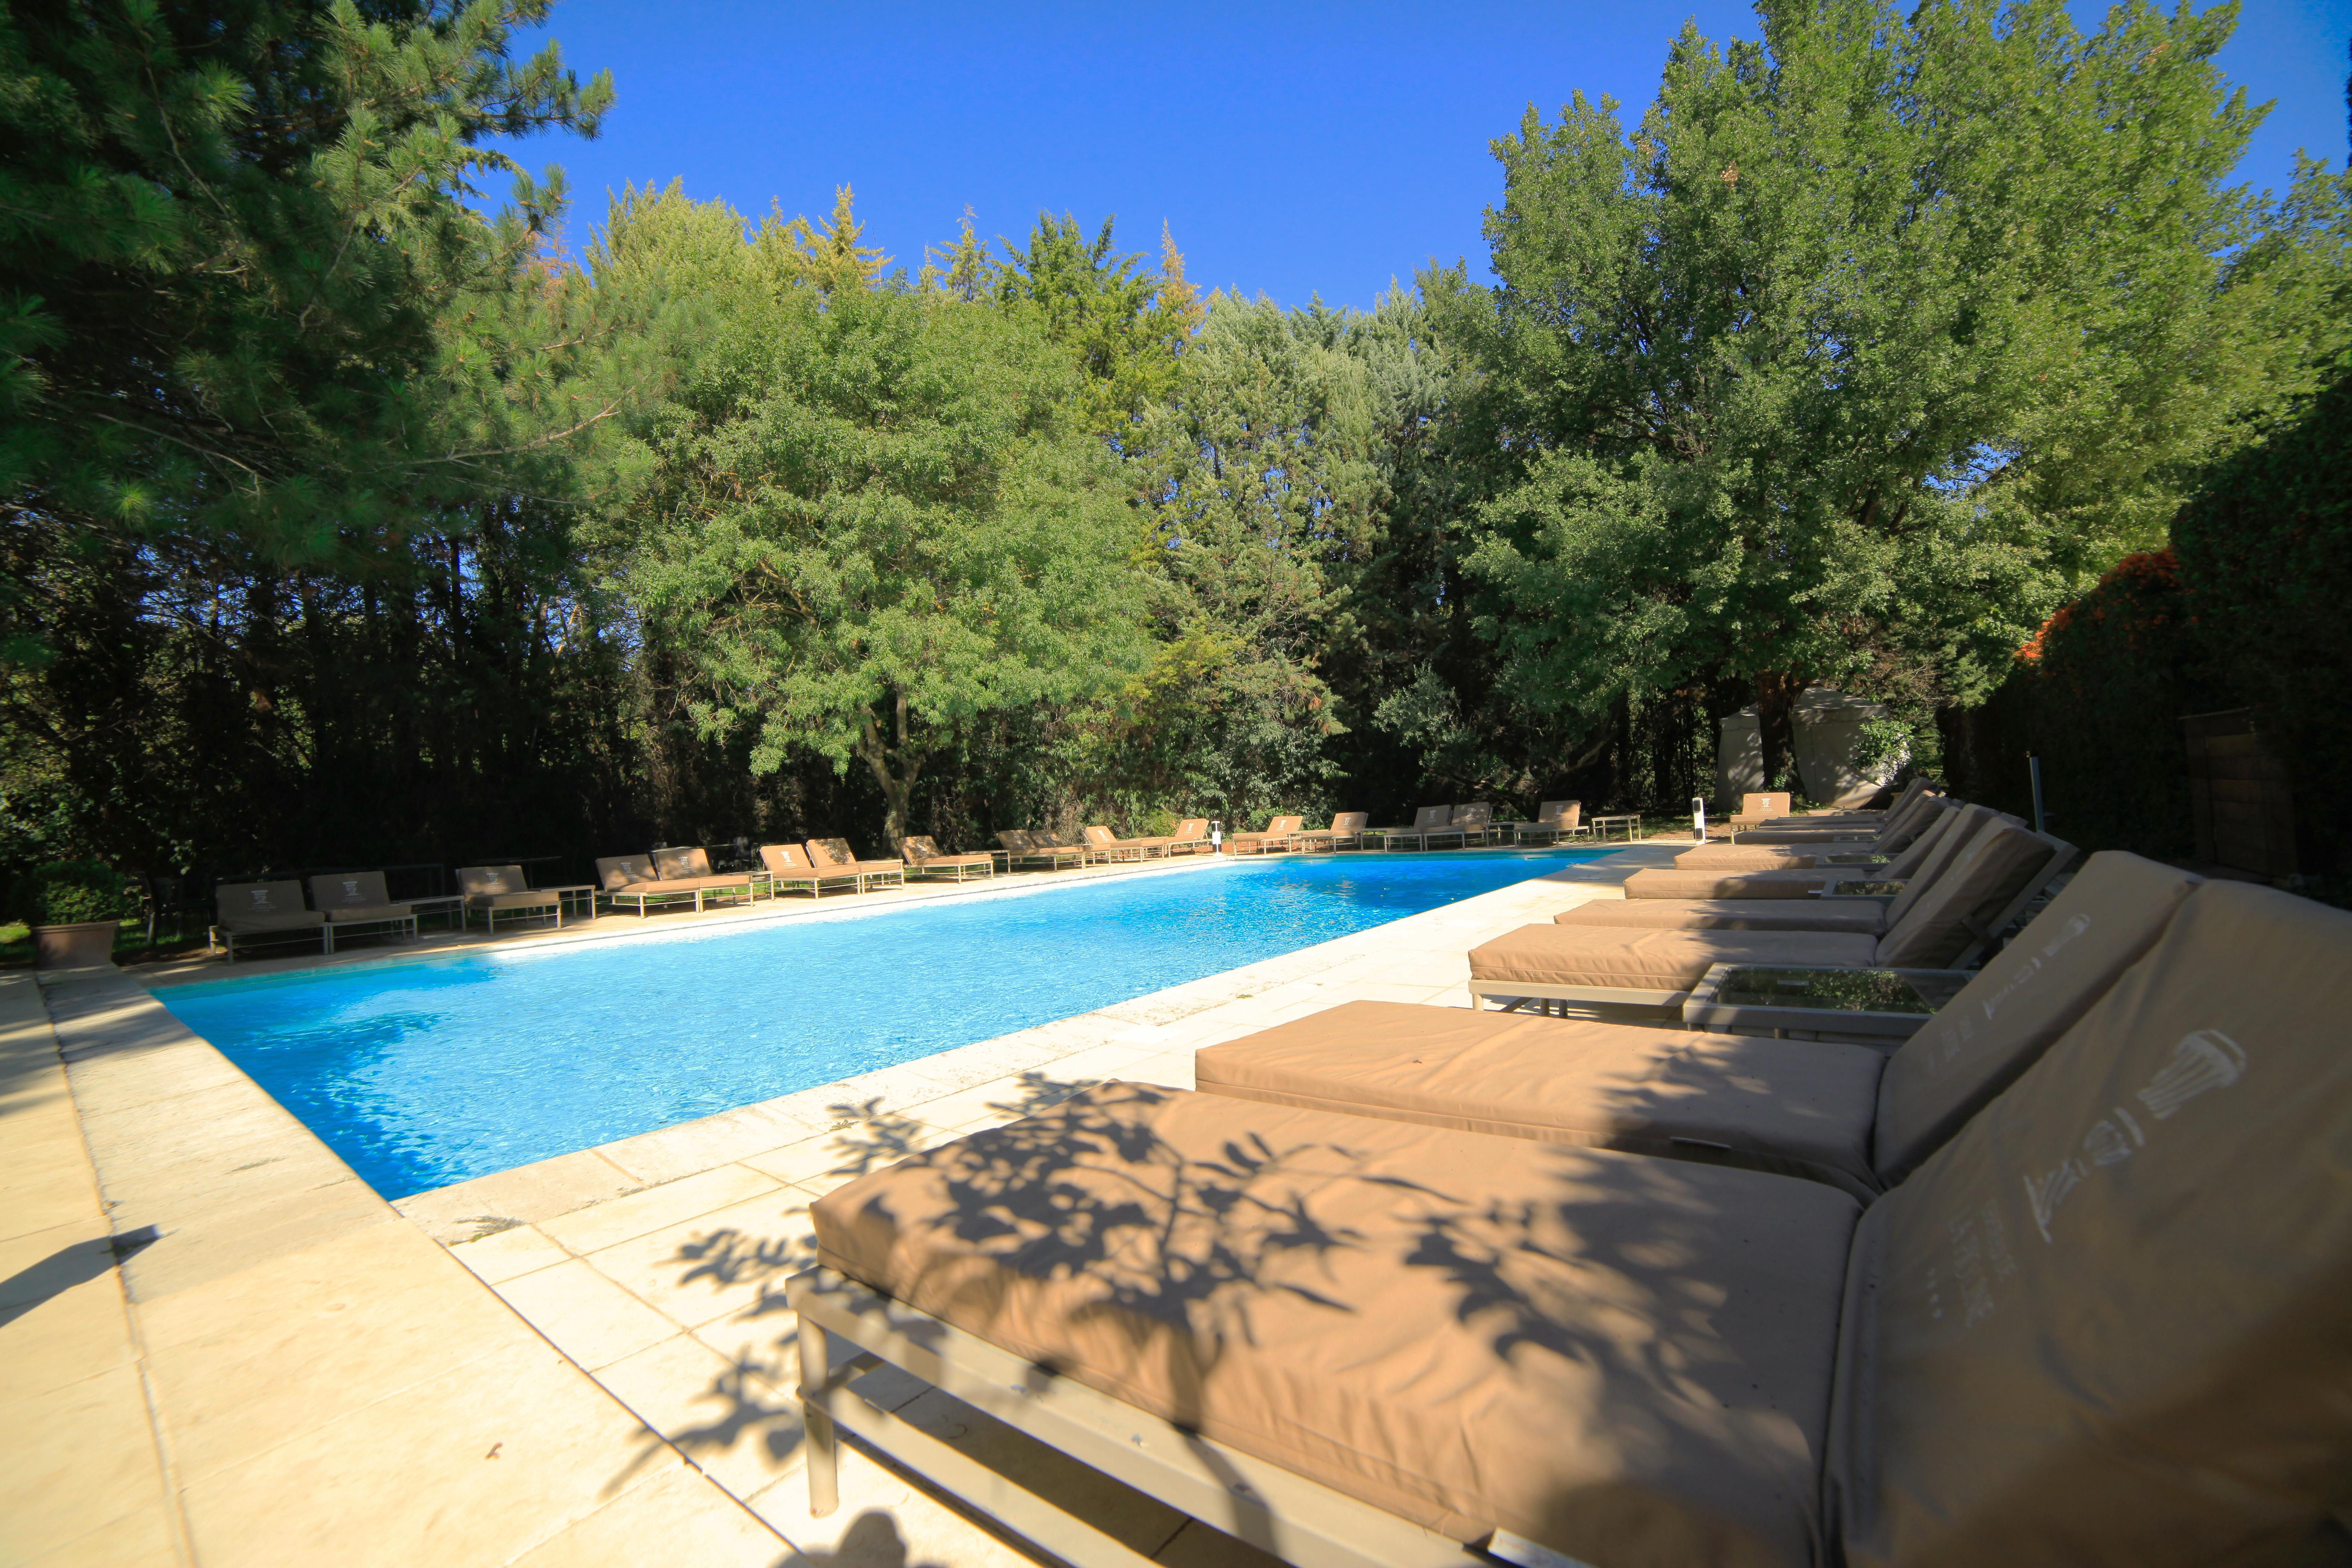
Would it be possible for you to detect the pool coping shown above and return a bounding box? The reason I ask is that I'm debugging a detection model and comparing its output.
[8,841,1684,1565]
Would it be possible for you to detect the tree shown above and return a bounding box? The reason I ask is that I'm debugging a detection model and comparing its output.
[754,183,892,294]
[611,255,1149,845]
[993,213,1202,430]
[1461,0,2349,786]
[0,0,616,575]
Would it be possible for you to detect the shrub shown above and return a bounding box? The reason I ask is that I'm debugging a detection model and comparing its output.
[10,861,134,927]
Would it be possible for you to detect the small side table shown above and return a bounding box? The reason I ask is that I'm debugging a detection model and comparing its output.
[403,895,465,932]
[1591,813,1643,842]
[1682,962,1972,1046]
[536,883,599,918]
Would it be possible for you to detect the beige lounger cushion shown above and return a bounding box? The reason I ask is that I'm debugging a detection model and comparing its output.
[1554,897,1888,936]
[1195,1000,1885,1197]
[1831,880,2352,1564]
[458,864,527,897]
[1623,867,1844,899]
[652,846,718,879]
[814,1082,1859,1565]
[214,882,323,931]
[1470,924,1877,993]
[1871,851,2201,1180]
[596,854,657,890]
[307,872,410,919]
[471,891,556,910]
[1870,821,2058,968]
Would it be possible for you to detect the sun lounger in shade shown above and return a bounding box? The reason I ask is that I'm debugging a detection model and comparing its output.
[790,876,2352,1568]
[209,879,327,960]
[1468,818,2067,1011]
[595,854,714,916]
[305,871,419,946]
[453,864,560,934]
[1513,799,1588,844]
[1225,815,1305,855]
[805,839,905,891]
[1368,804,1460,851]
[1725,785,1946,846]
[651,846,758,908]
[1449,802,1502,844]
[760,842,858,897]
[895,836,996,882]
[1198,852,2200,1199]
[994,830,1086,870]
[1630,797,1968,899]
[1688,785,1946,862]
[1288,811,1368,852]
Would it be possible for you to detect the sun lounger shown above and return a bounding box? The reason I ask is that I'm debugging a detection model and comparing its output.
[453,864,561,934]
[1369,804,1460,851]
[895,836,995,882]
[305,871,419,947]
[1569,809,2036,939]
[793,875,2351,1568]
[1513,799,1588,844]
[1080,825,1162,862]
[1700,784,1946,857]
[1225,815,1305,855]
[209,879,327,959]
[995,830,1087,871]
[1450,802,1501,844]
[805,838,906,890]
[1632,797,1969,898]
[1163,818,1216,856]
[761,842,859,897]
[1288,811,1368,852]
[595,854,714,916]
[1727,787,1945,845]
[1199,852,2200,1199]
[1469,817,2068,1011]
[651,846,759,908]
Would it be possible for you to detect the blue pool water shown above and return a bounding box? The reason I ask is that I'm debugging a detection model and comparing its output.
[159,848,1603,1199]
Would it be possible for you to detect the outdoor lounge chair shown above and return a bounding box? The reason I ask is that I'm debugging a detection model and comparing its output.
[1163,818,1216,856]
[1080,825,1162,862]
[1225,815,1305,855]
[1368,804,1460,851]
[1514,799,1588,844]
[1467,817,2069,1012]
[305,870,419,946]
[1631,796,1967,897]
[995,830,1088,871]
[651,846,759,908]
[806,838,906,891]
[1691,783,1946,861]
[594,854,713,916]
[761,842,860,897]
[1287,811,1369,852]
[1450,802,1500,844]
[895,836,996,882]
[209,880,326,959]
[454,864,564,933]
[1197,852,2200,1200]
[790,877,2352,1568]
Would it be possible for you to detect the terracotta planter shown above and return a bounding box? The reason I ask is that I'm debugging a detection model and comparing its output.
[33,920,119,969]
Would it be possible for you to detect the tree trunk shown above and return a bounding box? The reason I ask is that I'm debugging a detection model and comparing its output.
[1754,672,1810,797]
[856,692,928,848]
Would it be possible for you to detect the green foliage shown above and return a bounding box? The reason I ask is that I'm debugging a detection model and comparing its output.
[0,0,618,579]
[604,206,1151,841]
[1461,0,2346,783]
[10,860,131,926]
[991,214,1203,429]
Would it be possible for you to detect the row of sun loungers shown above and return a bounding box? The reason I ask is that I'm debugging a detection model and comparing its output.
[208,866,584,958]
[788,828,2350,1568]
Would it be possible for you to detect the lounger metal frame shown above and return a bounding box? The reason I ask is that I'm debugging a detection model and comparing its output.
[789,1266,1565,1568]
[1469,833,2076,1018]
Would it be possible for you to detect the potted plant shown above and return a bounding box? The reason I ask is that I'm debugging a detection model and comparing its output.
[12,861,132,969]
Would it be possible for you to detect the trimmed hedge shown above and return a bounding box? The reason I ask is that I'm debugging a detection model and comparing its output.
[1951,361,2351,873]
[9,861,133,927]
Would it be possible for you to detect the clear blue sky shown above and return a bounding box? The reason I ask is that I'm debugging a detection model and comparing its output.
[513,1,2352,310]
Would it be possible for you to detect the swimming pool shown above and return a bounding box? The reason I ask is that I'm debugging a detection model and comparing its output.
[159,848,1605,1199]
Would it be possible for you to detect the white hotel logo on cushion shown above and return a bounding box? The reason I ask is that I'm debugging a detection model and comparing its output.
[248,889,269,908]
[2022,1029,2246,1244]
[2136,1029,2246,1119]
[1924,912,2097,1075]
[341,879,361,899]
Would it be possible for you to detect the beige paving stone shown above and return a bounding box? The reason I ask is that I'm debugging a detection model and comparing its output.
[178,1348,676,1568]
[0,1254,140,1403]
[447,1220,570,1284]
[0,1362,173,1566]
[495,1258,683,1370]
[585,1187,817,1331]
[393,1145,641,1243]
[901,1071,1092,1133]
[593,1331,812,1501]
[736,1128,866,1187]
[596,1097,842,1188]
[538,1163,784,1254]
[1117,1052,1197,1091]
[746,1441,1046,1568]
[106,1173,397,1301]
[506,1463,788,1567]
[16,1501,183,1568]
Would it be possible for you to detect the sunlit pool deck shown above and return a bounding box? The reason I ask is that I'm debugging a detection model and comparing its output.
[5,840,1682,1567]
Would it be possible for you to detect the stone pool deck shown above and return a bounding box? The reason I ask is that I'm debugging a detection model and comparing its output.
[3,842,1679,1567]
